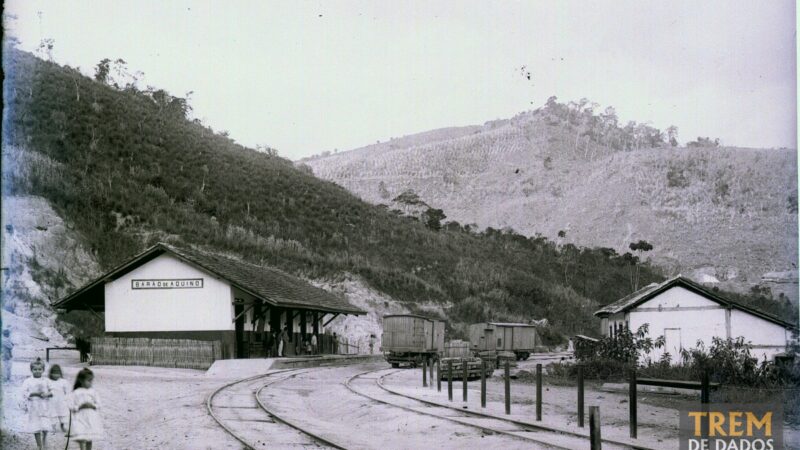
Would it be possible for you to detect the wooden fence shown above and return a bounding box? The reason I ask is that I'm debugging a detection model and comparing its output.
[91,337,222,370]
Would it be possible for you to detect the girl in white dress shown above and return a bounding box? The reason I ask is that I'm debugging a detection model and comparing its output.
[48,364,70,432]
[21,357,52,450]
[69,368,103,450]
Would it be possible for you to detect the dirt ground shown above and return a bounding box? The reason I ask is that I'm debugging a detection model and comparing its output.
[3,356,798,449]
[1,358,241,450]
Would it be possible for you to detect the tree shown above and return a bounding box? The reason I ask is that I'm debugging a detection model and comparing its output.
[94,58,111,83]
[423,208,446,231]
[628,240,653,290]
[666,125,679,147]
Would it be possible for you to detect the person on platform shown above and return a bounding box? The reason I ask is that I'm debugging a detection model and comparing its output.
[310,333,318,355]
[369,334,376,354]
[48,364,70,433]
[264,330,274,357]
[279,327,289,357]
[2,328,13,382]
[69,368,104,450]
[21,358,52,450]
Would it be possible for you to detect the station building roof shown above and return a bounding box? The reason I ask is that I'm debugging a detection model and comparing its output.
[594,276,795,329]
[52,243,365,315]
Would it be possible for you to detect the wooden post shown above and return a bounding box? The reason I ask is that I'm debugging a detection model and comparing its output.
[504,360,511,415]
[578,365,585,428]
[701,370,710,404]
[480,359,487,408]
[536,363,542,421]
[629,368,637,439]
[437,359,442,392]
[423,357,428,387]
[312,311,319,336]
[462,358,468,402]
[300,310,307,340]
[284,308,293,343]
[448,359,453,401]
[589,406,602,450]
[429,356,434,387]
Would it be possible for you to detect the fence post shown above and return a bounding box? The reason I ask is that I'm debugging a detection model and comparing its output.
[578,365,584,428]
[536,363,542,421]
[480,359,487,408]
[429,356,434,387]
[629,368,637,439]
[437,359,441,392]
[701,370,710,440]
[504,360,511,415]
[589,406,602,450]
[462,359,468,402]
[448,359,453,401]
[423,357,428,387]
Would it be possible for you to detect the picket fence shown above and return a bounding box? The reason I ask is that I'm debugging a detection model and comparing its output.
[90,337,222,370]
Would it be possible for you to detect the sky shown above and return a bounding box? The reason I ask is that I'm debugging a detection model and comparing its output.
[4,0,797,160]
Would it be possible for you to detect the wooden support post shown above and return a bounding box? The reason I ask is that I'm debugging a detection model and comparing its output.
[629,368,637,439]
[300,310,307,340]
[322,313,339,327]
[536,363,542,421]
[448,360,453,401]
[578,365,585,428]
[462,359,468,402]
[480,359,487,408]
[429,357,434,387]
[312,312,319,336]
[422,358,428,387]
[504,360,511,415]
[437,359,441,392]
[590,406,602,450]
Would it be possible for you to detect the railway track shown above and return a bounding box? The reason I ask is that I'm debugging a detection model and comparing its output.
[206,368,346,449]
[348,368,653,450]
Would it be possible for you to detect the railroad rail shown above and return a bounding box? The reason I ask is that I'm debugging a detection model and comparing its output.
[350,368,654,450]
[206,368,346,449]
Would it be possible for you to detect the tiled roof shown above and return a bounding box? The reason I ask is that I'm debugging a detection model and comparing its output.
[53,243,364,315]
[594,276,795,329]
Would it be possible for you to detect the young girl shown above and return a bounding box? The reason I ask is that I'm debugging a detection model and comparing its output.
[48,364,70,432]
[69,368,103,450]
[21,357,53,450]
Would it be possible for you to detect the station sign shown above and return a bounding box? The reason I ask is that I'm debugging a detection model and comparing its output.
[131,278,204,289]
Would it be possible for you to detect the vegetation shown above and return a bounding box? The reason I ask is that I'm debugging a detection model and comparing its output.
[0,47,671,339]
[2,47,793,342]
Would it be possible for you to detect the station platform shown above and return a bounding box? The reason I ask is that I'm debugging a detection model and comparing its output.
[205,354,383,378]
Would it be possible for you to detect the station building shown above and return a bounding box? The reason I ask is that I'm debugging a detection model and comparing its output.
[595,276,797,363]
[53,243,364,360]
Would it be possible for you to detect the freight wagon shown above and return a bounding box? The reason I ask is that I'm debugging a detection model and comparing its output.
[381,314,445,367]
[468,322,539,361]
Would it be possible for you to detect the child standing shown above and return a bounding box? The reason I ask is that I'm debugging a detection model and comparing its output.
[48,365,70,432]
[21,357,52,450]
[69,368,103,450]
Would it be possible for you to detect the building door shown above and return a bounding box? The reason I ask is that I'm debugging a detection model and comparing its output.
[235,304,245,358]
[664,328,682,360]
[484,329,495,351]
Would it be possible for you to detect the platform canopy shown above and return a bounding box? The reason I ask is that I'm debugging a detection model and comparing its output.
[52,242,365,315]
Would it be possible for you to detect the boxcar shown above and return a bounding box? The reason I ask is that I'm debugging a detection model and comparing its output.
[381,314,445,367]
[468,322,539,360]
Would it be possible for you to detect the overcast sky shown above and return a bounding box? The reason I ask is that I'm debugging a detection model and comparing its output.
[5,1,797,159]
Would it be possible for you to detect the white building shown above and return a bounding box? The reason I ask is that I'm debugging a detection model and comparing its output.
[595,276,796,363]
[54,243,364,359]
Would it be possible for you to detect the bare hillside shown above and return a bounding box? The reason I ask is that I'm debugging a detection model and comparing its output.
[303,109,798,294]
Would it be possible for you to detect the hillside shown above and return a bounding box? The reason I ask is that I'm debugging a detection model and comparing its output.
[0,47,683,342]
[303,104,799,301]
[2,47,795,346]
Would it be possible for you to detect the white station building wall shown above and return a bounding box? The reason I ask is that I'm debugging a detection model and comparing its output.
[610,286,790,363]
[105,253,234,332]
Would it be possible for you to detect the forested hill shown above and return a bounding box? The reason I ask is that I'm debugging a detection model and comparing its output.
[2,48,792,340]
[303,99,799,300]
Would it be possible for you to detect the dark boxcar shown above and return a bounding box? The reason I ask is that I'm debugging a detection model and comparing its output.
[381,314,445,367]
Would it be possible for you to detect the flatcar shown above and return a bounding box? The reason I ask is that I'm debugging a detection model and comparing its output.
[381,314,445,367]
[468,322,539,361]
